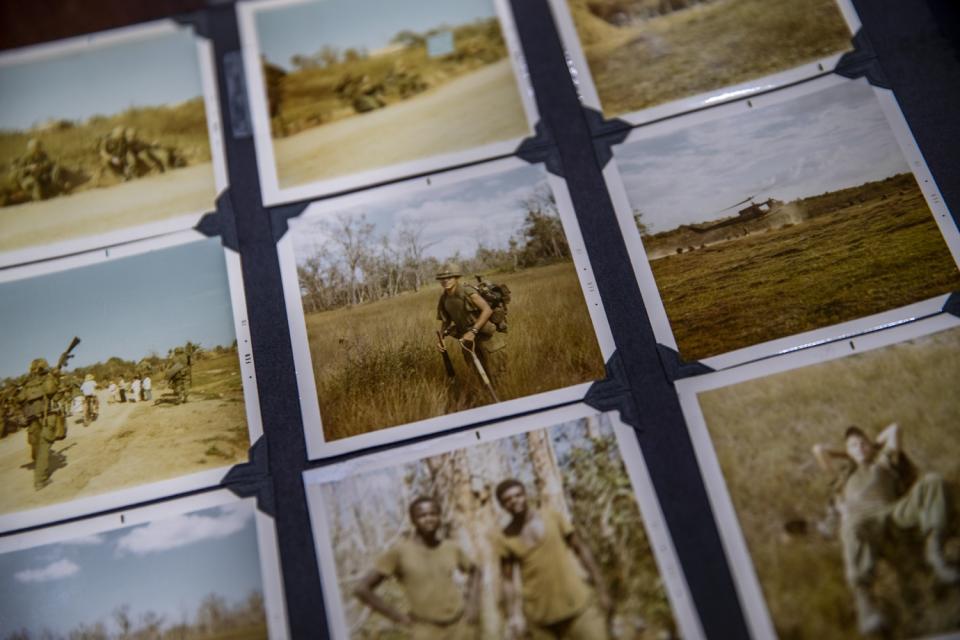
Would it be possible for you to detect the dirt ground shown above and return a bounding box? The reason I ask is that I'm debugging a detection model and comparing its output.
[0,379,249,517]
[275,59,528,188]
[0,163,217,255]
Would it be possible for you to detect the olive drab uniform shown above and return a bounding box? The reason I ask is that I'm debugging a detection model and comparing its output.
[18,360,67,489]
[11,141,56,201]
[97,127,129,182]
[165,349,191,404]
[438,283,507,382]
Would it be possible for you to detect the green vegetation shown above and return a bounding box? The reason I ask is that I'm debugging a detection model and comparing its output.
[647,174,960,360]
[698,326,960,639]
[568,0,852,116]
[308,261,605,440]
[0,98,212,194]
[265,18,509,137]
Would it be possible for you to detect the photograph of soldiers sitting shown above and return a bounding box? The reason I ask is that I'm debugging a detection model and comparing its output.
[5,138,70,203]
[0,238,250,515]
[812,423,958,635]
[694,323,960,639]
[292,163,606,442]
[323,414,680,640]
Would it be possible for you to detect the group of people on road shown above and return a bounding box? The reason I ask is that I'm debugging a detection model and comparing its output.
[103,376,153,405]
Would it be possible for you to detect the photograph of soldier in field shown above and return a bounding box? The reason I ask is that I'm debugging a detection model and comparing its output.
[615,78,960,361]
[289,163,606,443]
[0,238,249,516]
[0,23,219,256]
[563,0,852,117]
[694,324,960,638]
[0,499,271,639]
[248,0,529,190]
[313,413,682,639]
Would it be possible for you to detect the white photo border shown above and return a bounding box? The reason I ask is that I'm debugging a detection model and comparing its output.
[0,229,263,533]
[675,313,960,639]
[604,74,960,371]
[237,0,542,206]
[303,403,705,640]
[0,19,229,269]
[0,489,289,640]
[547,0,862,128]
[276,155,615,459]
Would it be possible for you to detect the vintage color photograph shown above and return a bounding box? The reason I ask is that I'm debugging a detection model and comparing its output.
[614,77,960,362]
[0,237,250,518]
[0,23,221,258]
[0,498,274,639]
[246,0,530,193]
[286,161,607,446]
[563,0,853,118]
[307,410,695,640]
[685,319,960,639]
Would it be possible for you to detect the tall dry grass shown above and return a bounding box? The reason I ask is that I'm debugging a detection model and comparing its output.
[305,261,606,440]
[570,0,852,116]
[649,175,960,360]
[698,326,960,639]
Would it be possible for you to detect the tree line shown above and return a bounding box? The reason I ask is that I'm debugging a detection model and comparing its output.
[297,185,571,314]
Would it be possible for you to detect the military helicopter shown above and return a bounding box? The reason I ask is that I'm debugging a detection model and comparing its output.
[691,193,784,233]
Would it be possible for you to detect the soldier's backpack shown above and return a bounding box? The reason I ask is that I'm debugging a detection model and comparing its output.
[473,275,511,333]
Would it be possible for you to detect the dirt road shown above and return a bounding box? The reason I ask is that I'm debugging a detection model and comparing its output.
[0,386,248,516]
[275,59,529,188]
[0,163,217,255]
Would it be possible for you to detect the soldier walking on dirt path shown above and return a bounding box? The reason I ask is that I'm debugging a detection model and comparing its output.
[165,347,191,405]
[813,423,959,635]
[16,352,74,490]
[435,263,507,392]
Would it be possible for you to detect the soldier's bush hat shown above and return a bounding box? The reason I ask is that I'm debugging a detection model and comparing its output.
[435,263,462,280]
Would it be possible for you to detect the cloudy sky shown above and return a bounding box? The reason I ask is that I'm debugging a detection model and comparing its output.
[257,0,497,70]
[292,163,551,266]
[0,27,203,131]
[0,238,236,380]
[614,80,911,234]
[0,502,263,635]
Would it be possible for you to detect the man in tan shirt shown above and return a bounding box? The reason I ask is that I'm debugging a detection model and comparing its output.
[494,478,611,639]
[354,496,480,639]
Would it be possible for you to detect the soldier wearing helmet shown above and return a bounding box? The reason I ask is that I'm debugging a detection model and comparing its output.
[17,357,67,489]
[96,125,130,184]
[165,347,191,405]
[124,127,165,176]
[436,263,507,389]
[10,138,56,201]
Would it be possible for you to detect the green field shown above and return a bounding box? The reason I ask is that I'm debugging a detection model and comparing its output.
[569,0,851,117]
[699,325,960,639]
[648,174,960,360]
[305,261,606,440]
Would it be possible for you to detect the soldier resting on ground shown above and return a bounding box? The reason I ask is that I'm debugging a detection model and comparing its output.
[812,423,959,635]
[354,496,481,639]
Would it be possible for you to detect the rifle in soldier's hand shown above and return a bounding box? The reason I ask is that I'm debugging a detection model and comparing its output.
[56,336,81,371]
[436,330,455,378]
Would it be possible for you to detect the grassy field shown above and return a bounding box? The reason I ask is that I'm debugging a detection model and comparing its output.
[305,261,606,440]
[647,174,960,360]
[0,98,211,195]
[698,325,960,639]
[268,18,509,137]
[569,0,851,116]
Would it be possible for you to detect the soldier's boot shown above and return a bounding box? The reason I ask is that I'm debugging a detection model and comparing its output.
[34,438,51,490]
[853,587,886,635]
[925,532,960,584]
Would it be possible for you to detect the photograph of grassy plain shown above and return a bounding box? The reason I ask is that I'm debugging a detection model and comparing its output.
[615,79,960,361]
[252,0,529,188]
[0,500,269,639]
[290,163,605,442]
[695,324,960,639]
[0,238,249,516]
[565,0,852,117]
[313,412,679,639]
[0,25,218,255]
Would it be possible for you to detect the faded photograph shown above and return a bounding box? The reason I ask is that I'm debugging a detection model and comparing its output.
[290,163,605,442]
[615,79,960,360]
[697,325,960,638]
[0,25,219,255]
[316,413,679,639]
[565,0,851,117]
[0,238,249,514]
[253,0,529,188]
[0,500,269,639]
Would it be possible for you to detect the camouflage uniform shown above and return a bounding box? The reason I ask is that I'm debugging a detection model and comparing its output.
[11,139,56,201]
[97,126,129,182]
[123,127,165,176]
[17,359,66,489]
[166,348,191,404]
[436,267,507,384]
